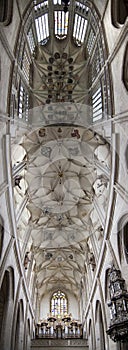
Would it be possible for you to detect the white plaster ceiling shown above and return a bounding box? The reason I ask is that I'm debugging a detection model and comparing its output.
[12,124,111,298]
[11,0,111,298]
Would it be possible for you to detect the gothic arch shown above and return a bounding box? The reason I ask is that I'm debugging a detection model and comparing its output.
[0,0,13,25]
[117,213,128,264]
[111,0,128,28]
[25,318,31,350]
[95,300,105,350]
[88,319,94,350]
[14,299,25,350]
[0,267,14,350]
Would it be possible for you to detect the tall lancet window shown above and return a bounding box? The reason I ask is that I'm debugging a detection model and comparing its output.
[51,290,68,318]
[54,11,69,39]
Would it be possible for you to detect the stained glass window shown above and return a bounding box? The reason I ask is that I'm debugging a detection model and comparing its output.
[51,290,68,318]
[54,11,69,39]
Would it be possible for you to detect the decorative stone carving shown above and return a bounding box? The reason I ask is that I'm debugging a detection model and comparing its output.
[107,265,128,342]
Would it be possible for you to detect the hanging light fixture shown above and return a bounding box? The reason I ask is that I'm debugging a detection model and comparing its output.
[106,265,128,343]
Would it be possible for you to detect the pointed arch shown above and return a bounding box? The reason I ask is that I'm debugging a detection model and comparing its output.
[118,214,128,264]
[88,319,94,350]
[95,300,105,350]
[14,299,25,350]
[111,0,128,28]
[0,267,14,350]
[0,0,13,25]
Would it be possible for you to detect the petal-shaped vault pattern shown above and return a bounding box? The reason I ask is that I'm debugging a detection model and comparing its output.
[12,124,111,297]
[22,126,110,248]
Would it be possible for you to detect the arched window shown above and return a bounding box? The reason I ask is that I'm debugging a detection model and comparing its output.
[111,0,128,28]
[0,268,14,350]
[0,0,13,25]
[95,301,105,350]
[54,10,69,40]
[34,1,49,45]
[14,300,24,350]
[50,290,68,318]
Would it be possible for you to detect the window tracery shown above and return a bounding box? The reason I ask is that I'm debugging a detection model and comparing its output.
[51,290,68,318]
[35,13,49,43]
[73,13,87,45]
[54,10,69,39]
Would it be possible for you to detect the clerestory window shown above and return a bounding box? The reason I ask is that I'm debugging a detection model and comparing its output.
[33,1,49,44]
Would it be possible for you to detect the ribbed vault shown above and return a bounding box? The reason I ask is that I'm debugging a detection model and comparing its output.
[11,0,111,300]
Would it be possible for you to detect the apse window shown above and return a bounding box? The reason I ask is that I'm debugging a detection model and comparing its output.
[35,13,49,43]
[54,11,69,39]
[51,290,68,318]
[73,14,87,45]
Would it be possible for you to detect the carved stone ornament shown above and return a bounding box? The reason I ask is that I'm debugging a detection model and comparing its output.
[107,265,128,343]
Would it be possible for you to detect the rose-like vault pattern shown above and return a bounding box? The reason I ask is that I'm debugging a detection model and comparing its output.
[18,125,110,249]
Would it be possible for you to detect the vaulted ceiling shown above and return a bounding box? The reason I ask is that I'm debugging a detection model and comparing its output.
[11,0,111,300]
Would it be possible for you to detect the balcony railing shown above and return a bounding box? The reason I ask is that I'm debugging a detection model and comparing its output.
[36,322,83,339]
